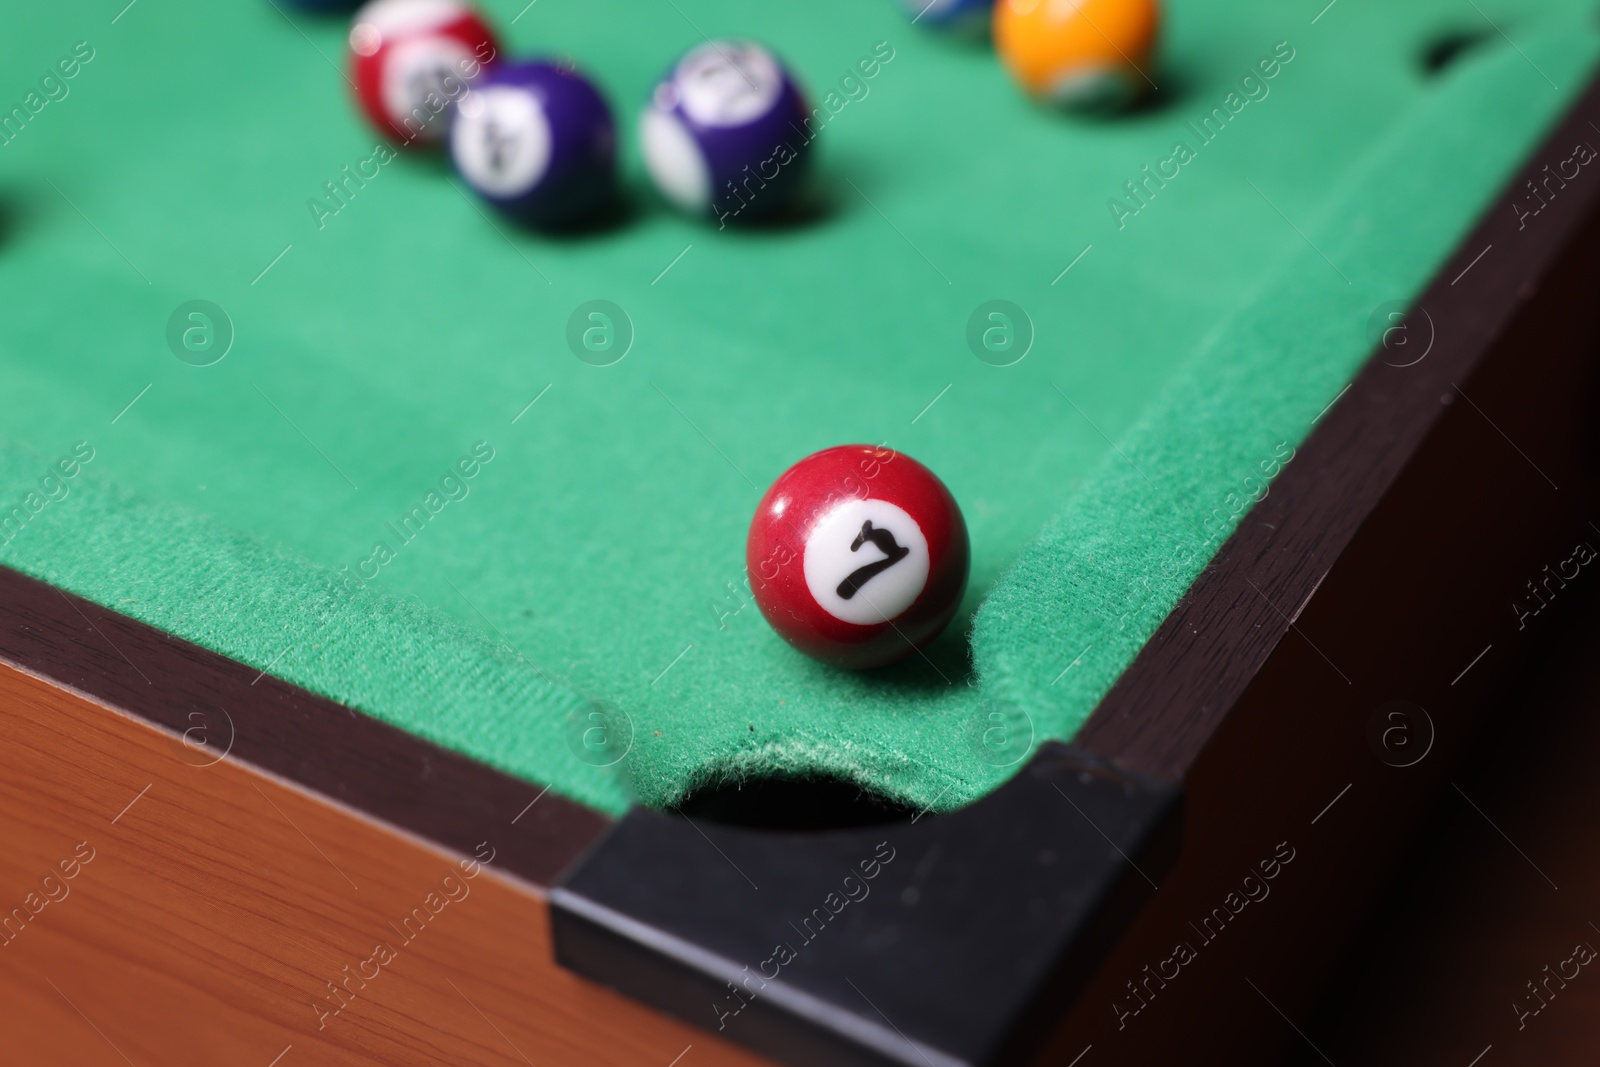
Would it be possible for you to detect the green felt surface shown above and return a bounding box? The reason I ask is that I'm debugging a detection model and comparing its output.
[0,0,1595,816]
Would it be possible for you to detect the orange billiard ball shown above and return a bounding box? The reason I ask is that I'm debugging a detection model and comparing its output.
[994,0,1161,111]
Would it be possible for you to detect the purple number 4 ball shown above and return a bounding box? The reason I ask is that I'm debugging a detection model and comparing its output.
[450,60,617,228]
[640,40,813,225]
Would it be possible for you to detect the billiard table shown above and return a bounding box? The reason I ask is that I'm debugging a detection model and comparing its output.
[4,0,1600,1064]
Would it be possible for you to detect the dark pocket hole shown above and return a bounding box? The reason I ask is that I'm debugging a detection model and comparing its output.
[1420,28,1496,75]
[674,774,921,831]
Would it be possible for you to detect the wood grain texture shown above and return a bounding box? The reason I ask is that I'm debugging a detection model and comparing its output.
[0,565,609,887]
[0,660,772,1067]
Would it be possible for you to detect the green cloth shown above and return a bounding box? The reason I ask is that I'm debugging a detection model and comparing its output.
[1,0,1595,815]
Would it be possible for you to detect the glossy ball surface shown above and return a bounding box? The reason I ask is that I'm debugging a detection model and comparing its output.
[451,61,617,228]
[747,446,969,669]
[349,0,500,145]
[640,40,812,224]
[994,0,1160,111]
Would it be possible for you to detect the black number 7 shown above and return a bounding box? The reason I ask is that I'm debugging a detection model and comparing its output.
[836,521,910,600]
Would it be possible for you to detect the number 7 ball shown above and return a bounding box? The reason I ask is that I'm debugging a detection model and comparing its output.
[747,445,969,669]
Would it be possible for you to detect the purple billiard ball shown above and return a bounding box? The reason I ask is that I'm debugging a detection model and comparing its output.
[640,40,813,225]
[450,60,617,228]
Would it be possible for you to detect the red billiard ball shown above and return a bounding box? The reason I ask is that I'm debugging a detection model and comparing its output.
[747,445,969,669]
[348,0,500,146]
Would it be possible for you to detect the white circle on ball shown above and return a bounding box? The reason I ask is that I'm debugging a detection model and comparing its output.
[641,107,711,213]
[383,35,475,137]
[673,41,782,127]
[803,499,930,626]
[452,87,550,197]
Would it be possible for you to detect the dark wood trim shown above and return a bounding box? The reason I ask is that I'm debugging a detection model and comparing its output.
[0,565,609,886]
[1028,141,1600,1067]
[1079,70,1600,780]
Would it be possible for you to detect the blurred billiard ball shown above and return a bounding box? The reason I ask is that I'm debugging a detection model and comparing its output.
[995,0,1160,111]
[639,40,813,225]
[348,0,500,145]
[451,61,617,228]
